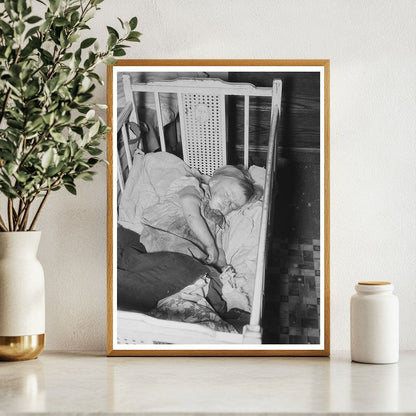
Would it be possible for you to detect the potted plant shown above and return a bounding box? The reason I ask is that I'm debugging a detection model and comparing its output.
[0,0,140,360]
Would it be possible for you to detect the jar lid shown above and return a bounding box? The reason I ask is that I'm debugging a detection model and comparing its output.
[355,281,394,293]
[358,281,391,285]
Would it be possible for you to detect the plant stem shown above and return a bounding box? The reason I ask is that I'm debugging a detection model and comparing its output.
[15,199,28,231]
[14,199,23,230]
[20,200,33,231]
[7,199,14,231]
[29,190,50,231]
[0,213,8,231]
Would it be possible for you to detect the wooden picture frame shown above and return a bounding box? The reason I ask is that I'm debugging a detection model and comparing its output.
[107,60,330,356]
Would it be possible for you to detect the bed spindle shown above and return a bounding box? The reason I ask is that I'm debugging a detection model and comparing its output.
[117,153,124,192]
[244,95,250,168]
[121,124,133,171]
[247,80,282,335]
[154,92,166,152]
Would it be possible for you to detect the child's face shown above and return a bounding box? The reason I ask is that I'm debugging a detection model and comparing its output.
[208,178,248,216]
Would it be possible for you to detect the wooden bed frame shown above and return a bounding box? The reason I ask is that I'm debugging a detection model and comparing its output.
[116,76,282,345]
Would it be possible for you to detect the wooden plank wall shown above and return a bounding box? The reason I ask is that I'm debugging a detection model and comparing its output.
[228,71,320,149]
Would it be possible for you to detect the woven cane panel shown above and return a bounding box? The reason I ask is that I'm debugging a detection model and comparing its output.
[181,93,226,175]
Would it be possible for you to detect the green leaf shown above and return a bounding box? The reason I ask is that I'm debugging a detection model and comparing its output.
[24,83,39,99]
[76,92,93,104]
[107,33,117,49]
[77,171,95,181]
[74,148,84,159]
[59,29,67,47]
[4,1,16,19]
[102,56,117,65]
[57,85,71,100]
[7,119,24,129]
[0,183,18,198]
[49,0,60,13]
[17,0,27,14]
[87,147,102,156]
[129,17,138,30]
[63,146,71,160]
[5,162,18,176]
[16,21,25,35]
[0,141,14,152]
[25,117,44,133]
[50,131,67,143]
[45,164,63,177]
[80,37,96,49]
[41,148,55,169]
[48,76,60,92]
[117,17,125,29]
[83,9,95,23]
[85,109,95,120]
[106,26,119,39]
[113,47,126,57]
[126,32,141,42]
[0,20,13,35]
[70,11,80,26]
[14,171,29,183]
[54,17,69,27]
[25,25,40,39]
[88,120,100,138]
[87,158,100,166]
[42,113,54,126]
[61,52,73,61]
[88,72,104,85]
[40,49,53,64]
[68,33,80,44]
[64,183,77,195]
[26,15,42,24]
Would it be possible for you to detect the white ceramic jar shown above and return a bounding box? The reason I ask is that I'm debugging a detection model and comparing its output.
[350,281,399,364]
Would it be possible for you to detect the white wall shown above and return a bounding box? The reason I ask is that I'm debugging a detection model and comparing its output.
[35,0,416,351]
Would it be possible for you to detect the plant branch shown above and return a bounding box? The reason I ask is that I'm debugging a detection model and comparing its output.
[15,199,29,231]
[29,189,50,231]
[0,213,8,232]
[20,199,33,231]
[14,198,23,230]
[7,199,14,231]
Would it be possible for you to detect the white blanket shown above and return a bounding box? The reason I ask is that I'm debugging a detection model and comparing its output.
[118,152,266,312]
[118,152,193,234]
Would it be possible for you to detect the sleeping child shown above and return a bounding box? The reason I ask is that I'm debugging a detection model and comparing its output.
[139,164,263,331]
[140,165,262,269]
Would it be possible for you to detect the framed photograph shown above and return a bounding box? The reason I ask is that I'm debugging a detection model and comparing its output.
[107,60,330,356]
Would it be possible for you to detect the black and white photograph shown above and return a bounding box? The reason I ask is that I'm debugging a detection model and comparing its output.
[107,61,329,355]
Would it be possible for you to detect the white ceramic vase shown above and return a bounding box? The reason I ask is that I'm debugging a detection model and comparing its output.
[0,231,45,360]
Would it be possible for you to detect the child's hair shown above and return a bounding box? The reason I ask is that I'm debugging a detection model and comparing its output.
[210,165,263,203]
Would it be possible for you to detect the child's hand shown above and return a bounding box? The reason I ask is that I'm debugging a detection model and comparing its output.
[205,244,219,265]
